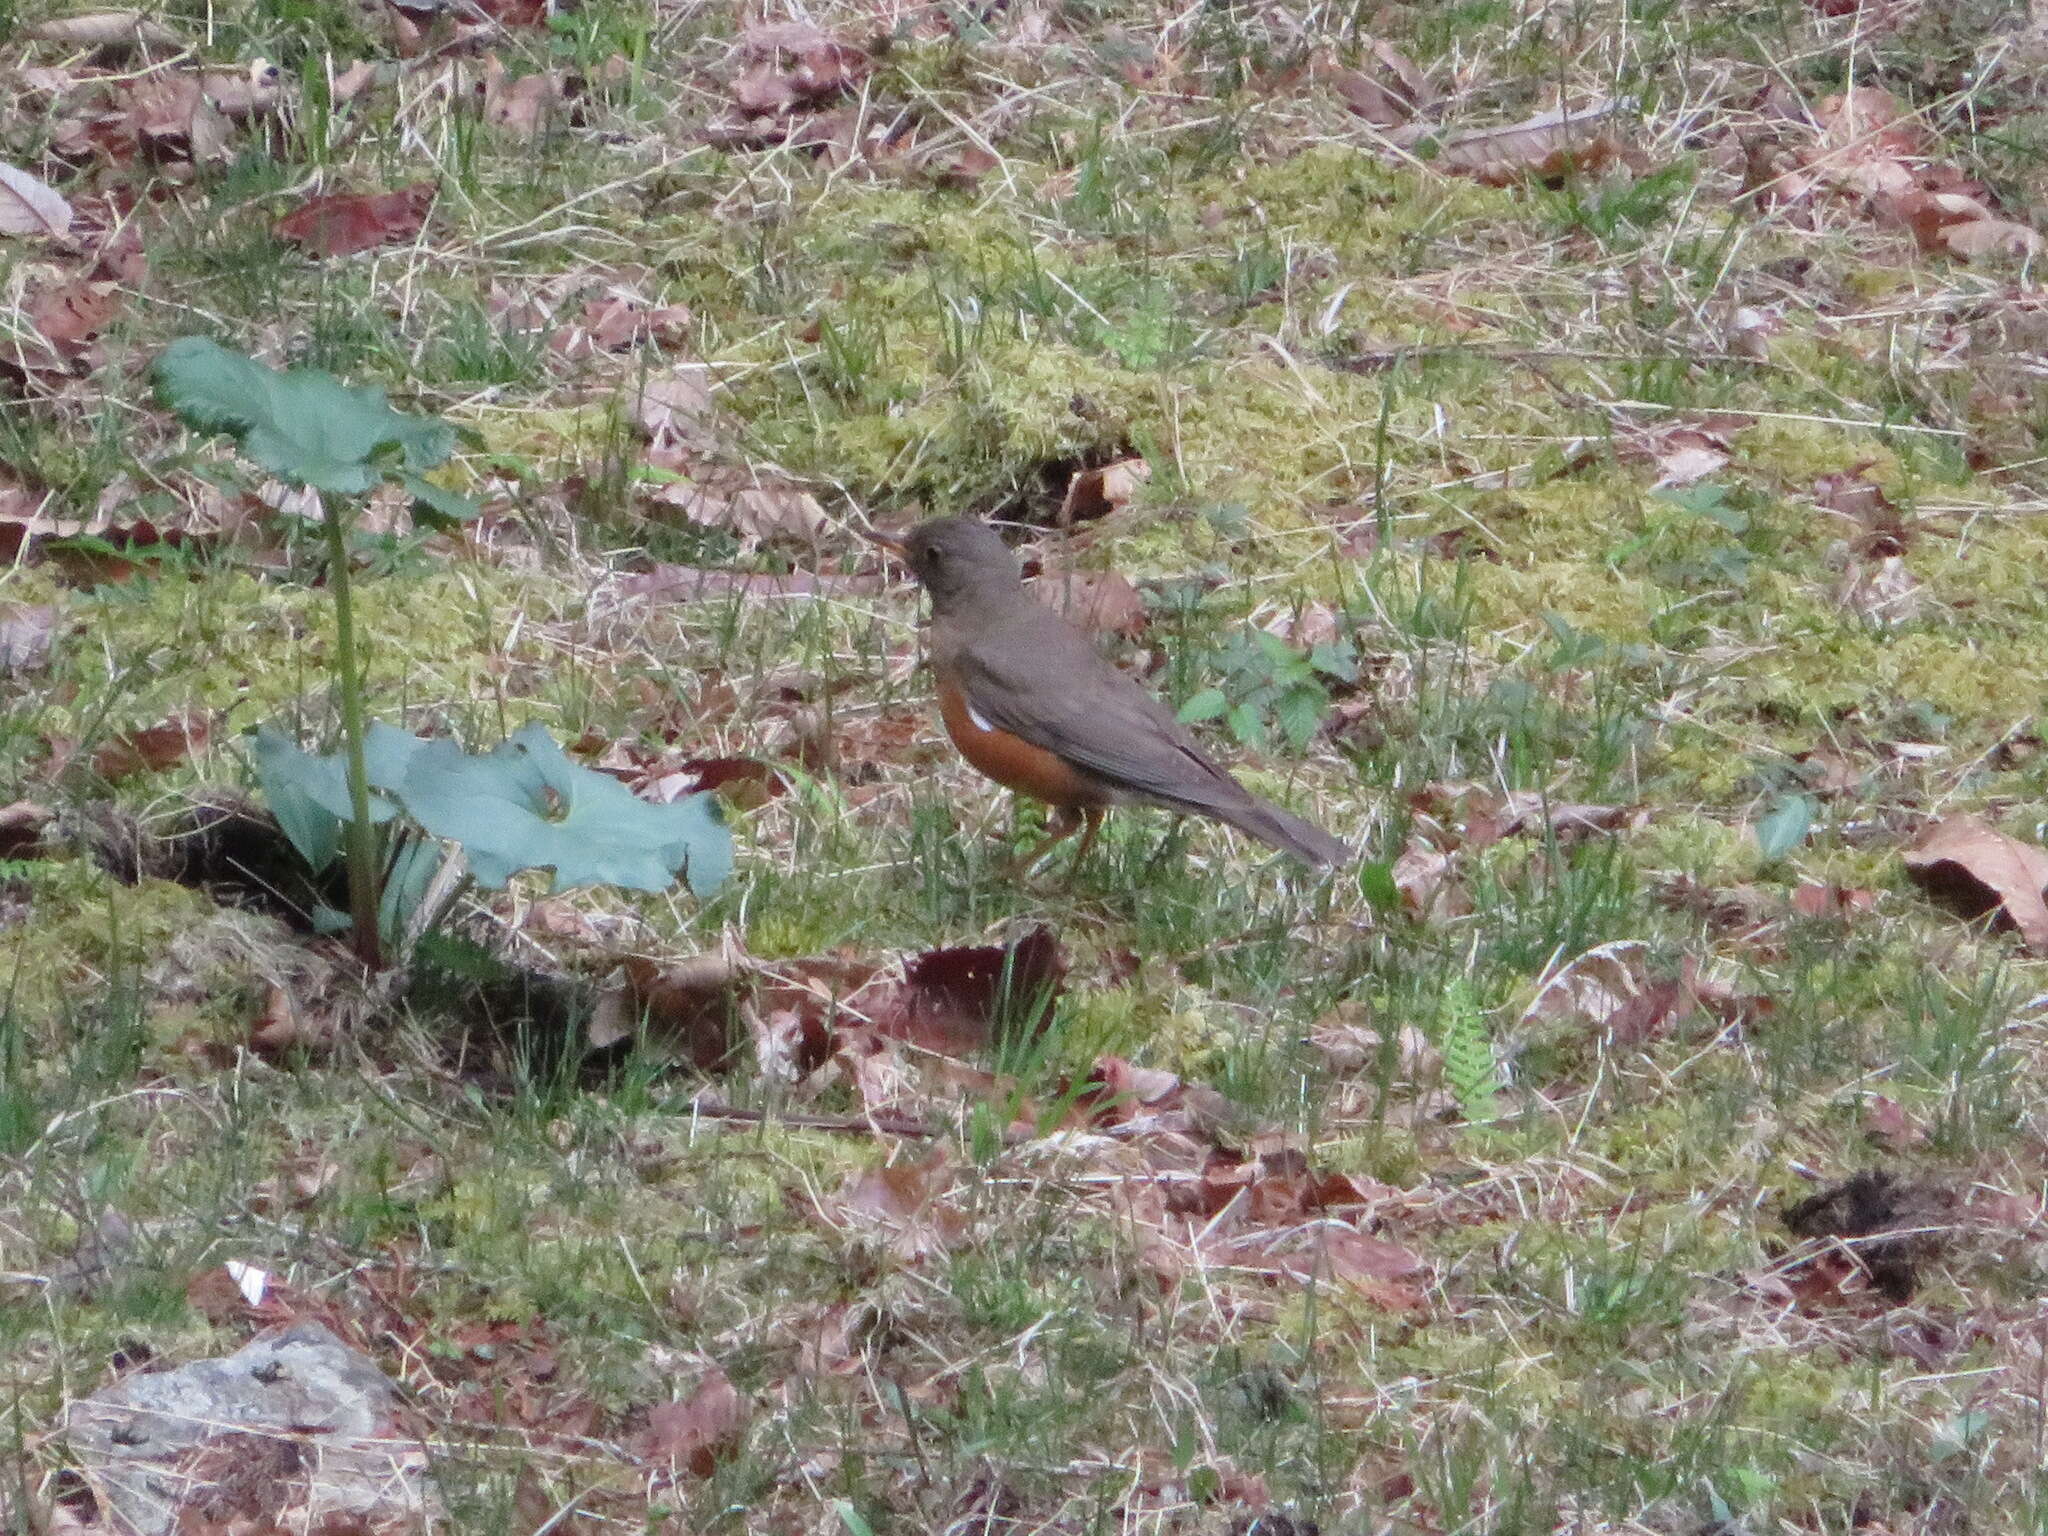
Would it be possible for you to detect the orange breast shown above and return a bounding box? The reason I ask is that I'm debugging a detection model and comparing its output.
[936,675,1103,807]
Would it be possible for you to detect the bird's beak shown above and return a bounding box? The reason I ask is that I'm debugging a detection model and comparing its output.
[859,525,908,558]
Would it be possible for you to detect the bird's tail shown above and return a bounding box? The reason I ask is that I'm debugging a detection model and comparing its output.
[1214,797,1352,867]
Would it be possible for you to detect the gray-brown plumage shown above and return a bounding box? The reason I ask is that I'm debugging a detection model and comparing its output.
[881,517,1351,868]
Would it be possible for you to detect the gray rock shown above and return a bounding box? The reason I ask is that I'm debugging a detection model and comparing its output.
[64,1319,435,1536]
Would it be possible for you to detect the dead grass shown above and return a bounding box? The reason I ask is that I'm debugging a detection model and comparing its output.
[8,0,2048,1532]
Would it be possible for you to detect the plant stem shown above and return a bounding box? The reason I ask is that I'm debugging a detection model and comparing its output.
[321,497,383,970]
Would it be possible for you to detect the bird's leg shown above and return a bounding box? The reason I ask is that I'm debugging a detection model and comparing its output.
[1008,803,1085,877]
[1070,807,1105,866]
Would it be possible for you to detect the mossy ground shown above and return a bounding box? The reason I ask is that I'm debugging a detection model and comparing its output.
[8,0,2048,1531]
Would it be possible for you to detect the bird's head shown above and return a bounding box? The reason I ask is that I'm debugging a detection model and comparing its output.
[872,517,1023,610]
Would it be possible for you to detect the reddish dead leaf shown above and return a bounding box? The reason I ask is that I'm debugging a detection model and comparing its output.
[0,802,53,858]
[1862,1095,1924,1150]
[93,712,209,781]
[1059,456,1150,522]
[276,181,435,258]
[830,1145,965,1260]
[553,294,692,356]
[873,926,1065,1057]
[1791,882,1877,918]
[1390,834,1466,919]
[632,1366,747,1477]
[1435,102,1645,187]
[1888,188,2044,262]
[588,953,743,1067]
[1030,566,1148,638]
[124,74,233,165]
[1905,815,2048,952]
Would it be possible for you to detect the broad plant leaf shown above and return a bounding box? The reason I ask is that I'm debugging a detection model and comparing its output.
[152,337,456,497]
[400,472,481,527]
[250,722,422,869]
[398,722,731,895]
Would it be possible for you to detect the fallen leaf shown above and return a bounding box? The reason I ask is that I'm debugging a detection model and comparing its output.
[276,181,435,258]
[1904,815,2048,952]
[1030,566,1148,637]
[93,712,210,781]
[1059,457,1150,522]
[1648,426,1730,489]
[633,1366,747,1476]
[0,605,57,673]
[873,926,1065,1056]
[829,1145,966,1260]
[0,163,75,239]
[1889,188,2044,261]
[589,953,743,1066]
[1862,1095,1923,1150]
[26,11,185,50]
[1434,100,1643,187]
[0,802,53,858]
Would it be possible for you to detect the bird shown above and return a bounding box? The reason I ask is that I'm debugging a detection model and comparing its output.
[870,516,1352,871]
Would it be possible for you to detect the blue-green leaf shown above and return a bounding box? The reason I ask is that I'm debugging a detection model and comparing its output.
[397,722,731,895]
[1755,792,1816,861]
[1177,688,1228,724]
[152,337,456,496]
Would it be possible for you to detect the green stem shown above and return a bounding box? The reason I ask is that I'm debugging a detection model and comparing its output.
[321,499,382,971]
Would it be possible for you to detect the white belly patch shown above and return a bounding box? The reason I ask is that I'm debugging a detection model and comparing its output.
[966,701,994,733]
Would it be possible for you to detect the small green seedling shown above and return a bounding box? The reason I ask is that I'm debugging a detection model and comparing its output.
[1178,628,1358,752]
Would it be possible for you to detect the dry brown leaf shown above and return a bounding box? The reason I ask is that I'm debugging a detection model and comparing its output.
[482,57,564,138]
[0,802,54,858]
[1648,426,1730,489]
[1030,566,1148,637]
[1434,101,1642,186]
[871,926,1065,1057]
[633,1367,747,1476]
[276,181,435,258]
[1904,815,2048,952]
[1060,456,1149,522]
[0,164,74,240]
[93,712,210,781]
[27,10,185,49]
[1890,189,2044,261]
[0,606,57,674]
[830,1146,966,1260]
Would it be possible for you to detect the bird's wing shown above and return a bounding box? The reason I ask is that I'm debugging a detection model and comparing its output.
[953,608,1257,816]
